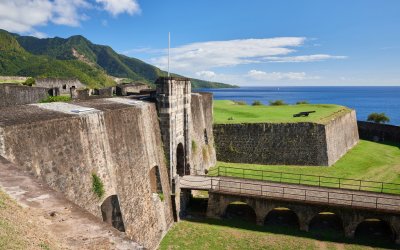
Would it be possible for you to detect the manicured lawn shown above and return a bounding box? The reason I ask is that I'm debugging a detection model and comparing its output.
[213,100,350,124]
[160,218,395,250]
[210,140,400,193]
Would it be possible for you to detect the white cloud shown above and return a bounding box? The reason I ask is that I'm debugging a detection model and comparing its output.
[0,0,53,33]
[0,0,140,35]
[151,38,347,75]
[151,37,306,72]
[247,70,319,81]
[29,31,48,38]
[96,0,140,16]
[195,71,216,80]
[51,0,91,26]
[264,54,347,63]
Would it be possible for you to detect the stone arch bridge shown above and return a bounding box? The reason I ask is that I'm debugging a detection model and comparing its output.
[180,175,400,243]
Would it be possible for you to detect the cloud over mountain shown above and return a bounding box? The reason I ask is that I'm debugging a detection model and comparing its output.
[0,0,140,34]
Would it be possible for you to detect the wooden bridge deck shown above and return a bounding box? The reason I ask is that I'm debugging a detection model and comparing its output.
[180,175,400,213]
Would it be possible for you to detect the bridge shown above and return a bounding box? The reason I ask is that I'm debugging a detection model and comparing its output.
[179,168,400,243]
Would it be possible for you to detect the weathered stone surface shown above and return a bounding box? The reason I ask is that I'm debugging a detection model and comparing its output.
[214,110,359,166]
[207,191,400,243]
[358,121,400,142]
[0,84,48,107]
[36,78,85,95]
[190,92,216,174]
[0,99,173,249]
[116,83,149,96]
[156,77,191,178]
[325,110,359,165]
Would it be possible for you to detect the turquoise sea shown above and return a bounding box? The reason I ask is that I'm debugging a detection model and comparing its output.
[199,86,400,126]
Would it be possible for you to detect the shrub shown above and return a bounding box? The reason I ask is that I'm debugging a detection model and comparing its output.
[367,113,390,124]
[296,100,309,105]
[22,77,35,86]
[252,100,263,106]
[269,100,287,106]
[40,95,71,103]
[234,100,247,105]
[92,173,105,198]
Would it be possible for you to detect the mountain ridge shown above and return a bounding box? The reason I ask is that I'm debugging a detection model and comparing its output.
[0,29,236,89]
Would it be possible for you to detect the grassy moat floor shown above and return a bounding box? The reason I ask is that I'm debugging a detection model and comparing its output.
[213,100,350,124]
[210,140,400,193]
[160,217,397,250]
[161,140,400,249]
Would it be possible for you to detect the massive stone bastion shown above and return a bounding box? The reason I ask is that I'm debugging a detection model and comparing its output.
[214,109,359,166]
[0,98,174,249]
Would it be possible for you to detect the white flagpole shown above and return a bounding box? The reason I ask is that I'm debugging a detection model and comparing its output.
[168,32,170,77]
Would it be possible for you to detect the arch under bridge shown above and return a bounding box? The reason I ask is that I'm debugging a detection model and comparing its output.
[179,171,400,244]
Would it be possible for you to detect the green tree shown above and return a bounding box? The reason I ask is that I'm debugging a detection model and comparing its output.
[367,113,390,124]
[252,100,263,106]
[269,100,287,106]
[296,100,309,105]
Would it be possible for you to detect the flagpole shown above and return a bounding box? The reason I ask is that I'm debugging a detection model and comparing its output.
[168,32,170,77]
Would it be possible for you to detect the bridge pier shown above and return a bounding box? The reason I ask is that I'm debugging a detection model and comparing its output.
[207,191,400,244]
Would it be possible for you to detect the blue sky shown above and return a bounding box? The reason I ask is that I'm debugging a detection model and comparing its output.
[1,0,400,86]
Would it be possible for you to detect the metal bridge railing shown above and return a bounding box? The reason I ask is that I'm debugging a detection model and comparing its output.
[207,166,400,195]
[207,177,400,212]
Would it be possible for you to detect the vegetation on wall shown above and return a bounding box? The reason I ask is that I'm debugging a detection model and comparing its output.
[91,173,105,198]
[192,140,198,153]
[22,77,35,86]
[40,95,72,103]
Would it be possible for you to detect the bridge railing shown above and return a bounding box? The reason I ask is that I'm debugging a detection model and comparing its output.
[209,177,400,212]
[207,166,400,195]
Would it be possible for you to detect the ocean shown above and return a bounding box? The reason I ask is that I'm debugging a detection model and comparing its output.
[198,86,400,126]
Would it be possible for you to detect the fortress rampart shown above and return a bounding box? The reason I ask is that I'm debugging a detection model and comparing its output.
[213,110,359,166]
[0,84,48,107]
[0,99,174,249]
[190,92,216,174]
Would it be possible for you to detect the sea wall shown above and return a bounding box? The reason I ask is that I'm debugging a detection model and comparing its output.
[190,92,216,174]
[213,110,359,166]
[0,100,173,249]
[0,84,48,107]
[358,121,400,143]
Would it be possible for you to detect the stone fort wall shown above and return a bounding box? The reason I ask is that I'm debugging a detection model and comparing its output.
[0,84,48,107]
[0,100,174,249]
[214,110,359,166]
[35,78,84,95]
[358,121,400,143]
[190,92,216,174]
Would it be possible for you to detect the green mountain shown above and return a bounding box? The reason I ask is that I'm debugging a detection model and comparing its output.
[0,30,115,87]
[0,29,236,88]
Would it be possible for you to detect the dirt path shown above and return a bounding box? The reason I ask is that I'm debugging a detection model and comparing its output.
[0,156,141,250]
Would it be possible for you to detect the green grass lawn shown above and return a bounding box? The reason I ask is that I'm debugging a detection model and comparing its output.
[160,218,395,250]
[210,140,400,194]
[213,100,350,124]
